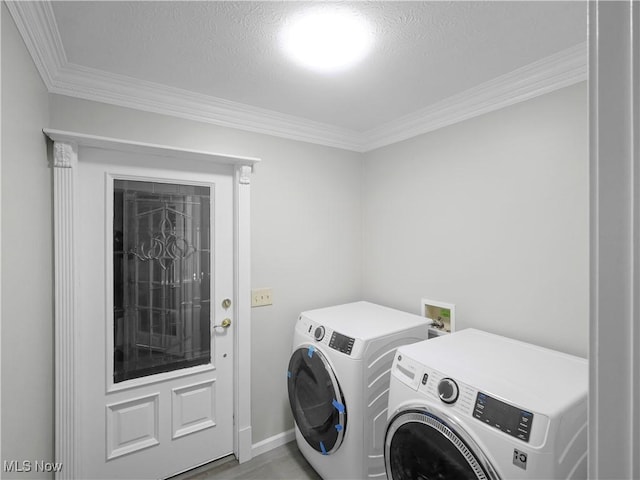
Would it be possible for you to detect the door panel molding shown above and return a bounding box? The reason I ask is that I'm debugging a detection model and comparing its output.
[106,393,160,460]
[46,129,259,478]
[171,380,217,439]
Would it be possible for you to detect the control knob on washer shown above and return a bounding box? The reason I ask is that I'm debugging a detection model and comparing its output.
[438,378,459,404]
[314,326,325,341]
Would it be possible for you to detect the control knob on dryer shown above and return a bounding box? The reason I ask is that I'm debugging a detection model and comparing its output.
[438,378,459,404]
[314,326,325,341]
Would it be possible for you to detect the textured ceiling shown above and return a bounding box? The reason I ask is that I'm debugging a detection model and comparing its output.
[49,1,587,133]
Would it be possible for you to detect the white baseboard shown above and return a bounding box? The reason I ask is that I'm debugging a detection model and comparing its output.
[251,429,296,458]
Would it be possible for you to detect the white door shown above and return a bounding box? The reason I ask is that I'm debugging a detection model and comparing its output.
[76,146,235,479]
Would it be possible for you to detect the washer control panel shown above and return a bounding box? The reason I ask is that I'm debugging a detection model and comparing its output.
[473,392,534,443]
[391,349,549,446]
[392,353,424,390]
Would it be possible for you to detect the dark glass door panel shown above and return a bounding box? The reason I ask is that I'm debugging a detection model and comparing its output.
[385,410,494,480]
[287,347,347,454]
[113,180,211,383]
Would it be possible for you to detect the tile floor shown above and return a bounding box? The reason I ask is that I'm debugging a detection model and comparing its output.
[170,442,321,480]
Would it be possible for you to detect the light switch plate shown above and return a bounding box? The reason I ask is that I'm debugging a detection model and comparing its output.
[251,288,273,307]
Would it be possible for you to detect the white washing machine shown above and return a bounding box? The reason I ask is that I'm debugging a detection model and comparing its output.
[385,329,588,480]
[287,301,431,479]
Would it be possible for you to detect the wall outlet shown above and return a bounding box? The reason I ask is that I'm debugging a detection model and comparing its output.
[251,288,273,307]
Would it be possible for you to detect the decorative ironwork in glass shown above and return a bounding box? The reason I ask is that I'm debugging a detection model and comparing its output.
[113,180,211,383]
[127,205,197,269]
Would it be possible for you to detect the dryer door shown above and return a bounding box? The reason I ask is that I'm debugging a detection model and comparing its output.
[287,345,347,455]
[385,409,500,480]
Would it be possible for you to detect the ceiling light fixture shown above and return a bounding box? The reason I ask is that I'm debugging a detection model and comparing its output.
[280,6,373,74]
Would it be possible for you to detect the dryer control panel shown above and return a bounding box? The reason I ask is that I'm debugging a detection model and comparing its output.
[297,315,362,358]
[328,331,355,355]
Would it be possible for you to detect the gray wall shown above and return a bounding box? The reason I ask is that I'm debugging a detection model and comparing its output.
[1,1,53,472]
[362,82,589,357]
[2,3,589,474]
[47,94,364,444]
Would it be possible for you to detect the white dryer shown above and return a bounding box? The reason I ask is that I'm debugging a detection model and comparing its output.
[385,329,588,480]
[287,301,431,479]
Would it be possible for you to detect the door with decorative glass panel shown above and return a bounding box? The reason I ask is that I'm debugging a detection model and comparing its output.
[77,149,234,479]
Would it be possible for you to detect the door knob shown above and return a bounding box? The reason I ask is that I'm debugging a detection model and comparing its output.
[214,318,232,329]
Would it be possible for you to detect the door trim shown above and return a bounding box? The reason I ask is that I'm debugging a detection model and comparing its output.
[45,129,260,479]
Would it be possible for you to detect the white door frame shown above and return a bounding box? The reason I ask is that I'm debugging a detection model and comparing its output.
[45,129,259,479]
[588,1,640,478]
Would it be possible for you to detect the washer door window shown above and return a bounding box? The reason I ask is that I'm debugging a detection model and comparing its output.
[287,346,347,455]
[385,410,499,480]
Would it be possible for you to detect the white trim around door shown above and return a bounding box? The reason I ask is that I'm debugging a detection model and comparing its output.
[44,128,259,479]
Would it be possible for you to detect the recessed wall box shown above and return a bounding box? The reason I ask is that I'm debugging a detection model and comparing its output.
[421,298,455,337]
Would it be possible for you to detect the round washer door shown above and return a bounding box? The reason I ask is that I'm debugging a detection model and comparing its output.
[385,409,499,480]
[287,345,347,455]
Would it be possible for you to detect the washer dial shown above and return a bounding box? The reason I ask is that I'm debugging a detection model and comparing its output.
[314,326,325,341]
[438,378,459,404]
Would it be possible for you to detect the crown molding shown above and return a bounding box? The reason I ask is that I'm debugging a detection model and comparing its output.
[7,1,587,153]
[5,1,66,87]
[362,42,588,151]
[6,1,363,151]
[50,62,364,152]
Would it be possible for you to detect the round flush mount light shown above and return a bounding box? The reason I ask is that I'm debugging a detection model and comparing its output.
[280,6,373,74]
